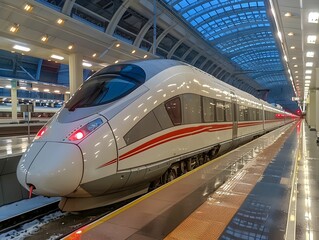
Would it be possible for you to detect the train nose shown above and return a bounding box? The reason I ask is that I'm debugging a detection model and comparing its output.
[17,142,83,196]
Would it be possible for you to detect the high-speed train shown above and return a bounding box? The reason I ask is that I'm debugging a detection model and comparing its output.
[17,60,296,211]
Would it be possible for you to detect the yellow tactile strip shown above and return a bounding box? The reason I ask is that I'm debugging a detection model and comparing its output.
[165,123,297,240]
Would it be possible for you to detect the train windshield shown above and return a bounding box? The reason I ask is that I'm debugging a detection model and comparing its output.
[66,74,142,111]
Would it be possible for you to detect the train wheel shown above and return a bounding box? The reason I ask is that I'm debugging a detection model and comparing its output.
[166,169,177,182]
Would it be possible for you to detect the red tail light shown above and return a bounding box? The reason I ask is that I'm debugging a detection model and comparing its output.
[69,130,85,141]
[68,118,103,142]
[35,126,47,140]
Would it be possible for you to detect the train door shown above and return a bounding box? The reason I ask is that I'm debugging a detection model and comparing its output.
[231,91,238,139]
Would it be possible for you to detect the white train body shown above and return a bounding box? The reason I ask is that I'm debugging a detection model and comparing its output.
[17,60,296,211]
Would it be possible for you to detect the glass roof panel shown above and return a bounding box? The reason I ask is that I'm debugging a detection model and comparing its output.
[163,0,296,111]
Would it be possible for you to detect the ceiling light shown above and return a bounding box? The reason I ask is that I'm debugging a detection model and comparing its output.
[293,64,298,67]
[41,35,49,42]
[54,90,60,93]
[290,46,295,49]
[292,57,296,60]
[144,55,148,58]
[32,87,39,91]
[57,18,64,25]
[306,62,313,67]
[24,4,33,12]
[9,23,19,33]
[92,53,97,57]
[68,44,73,50]
[116,43,120,47]
[82,62,92,67]
[307,35,317,44]
[284,12,292,17]
[295,76,299,78]
[43,89,50,92]
[51,54,64,60]
[308,12,319,23]
[306,51,314,57]
[305,70,312,74]
[115,60,119,63]
[65,91,70,94]
[5,85,11,89]
[305,76,311,79]
[294,71,298,73]
[132,50,136,54]
[13,45,30,52]
[287,32,294,36]
[305,83,310,87]
[305,80,311,83]
[20,86,26,90]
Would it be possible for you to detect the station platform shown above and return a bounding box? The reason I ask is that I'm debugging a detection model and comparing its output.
[61,120,317,240]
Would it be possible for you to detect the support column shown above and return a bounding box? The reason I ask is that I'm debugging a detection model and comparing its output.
[11,80,18,122]
[316,68,319,142]
[69,53,83,95]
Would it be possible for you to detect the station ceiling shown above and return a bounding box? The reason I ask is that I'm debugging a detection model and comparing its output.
[0,0,317,113]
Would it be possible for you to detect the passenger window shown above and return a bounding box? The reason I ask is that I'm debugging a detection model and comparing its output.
[165,97,182,125]
[216,101,225,122]
[202,97,215,122]
[224,102,232,122]
[182,94,202,124]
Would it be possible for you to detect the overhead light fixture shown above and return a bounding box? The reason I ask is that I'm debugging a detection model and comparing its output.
[284,12,292,17]
[20,86,27,90]
[5,85,11,89]
[306,51,314,57]
[57,18,64,25]
[290,46,295,49]
[116,43,120,47]
[295,76,299,78]
[295,71,298,73]
[68,44,73,50]
[308,12,319,23]
[43,89,50,92]
[32,87,39,91]
[114,60,119,63]
[51,54,64,60]
[307,35,317,44]
[65,91,70,94]
[305,70,312,74]
[292,57,297,60]
[92,53,97,57]
[306,62,313,67]
[144,55,148,58]
[287,32,294,36]
[293,64,298,67]
[9,23,19,33]
[82,62,92,67]
[54,90,60,93]
[305,80,311,83]
[13,45,30,52]
[305,76,311,79]
[41,35,49,42]
[24,4,33,12]
[305,83,310,87]
[132,50,136,54]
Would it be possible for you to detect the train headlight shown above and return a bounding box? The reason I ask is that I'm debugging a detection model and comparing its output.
[68,118,103,141]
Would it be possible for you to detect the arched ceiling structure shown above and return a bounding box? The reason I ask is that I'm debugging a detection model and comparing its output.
[161,0,296,111]
[1,0,318,113]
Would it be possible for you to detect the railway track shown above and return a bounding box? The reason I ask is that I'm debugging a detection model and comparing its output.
[0,198,138,240]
